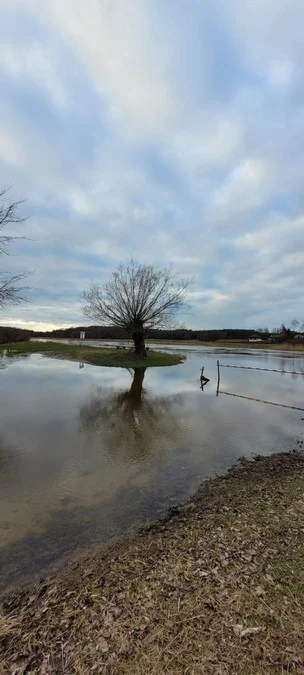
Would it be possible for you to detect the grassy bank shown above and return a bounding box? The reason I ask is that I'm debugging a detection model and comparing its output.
[0,341,184,368]
[1,451,304,674]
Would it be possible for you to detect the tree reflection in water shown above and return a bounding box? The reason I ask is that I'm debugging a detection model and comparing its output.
[79,368,184,461]
[0,352,30,369]
[0,356,7,370]
[0,435,16,479]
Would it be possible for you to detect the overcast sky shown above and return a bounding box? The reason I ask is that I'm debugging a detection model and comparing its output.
[0,0,303,331]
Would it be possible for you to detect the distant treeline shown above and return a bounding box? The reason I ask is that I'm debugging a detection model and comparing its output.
[0,326,33,343]
[1,325,302,344]
[33,326,258,342]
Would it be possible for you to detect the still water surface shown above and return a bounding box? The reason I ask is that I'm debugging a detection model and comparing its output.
[0,346,303,592]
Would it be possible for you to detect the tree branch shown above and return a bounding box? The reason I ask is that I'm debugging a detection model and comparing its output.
[83,261,192,335]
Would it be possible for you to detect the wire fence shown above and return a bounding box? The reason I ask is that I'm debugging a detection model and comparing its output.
[218,363,304,375]
[219,390,304,412]
[216,359,304,411]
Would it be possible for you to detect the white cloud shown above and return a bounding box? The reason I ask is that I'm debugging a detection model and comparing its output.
[235,213,304,251]
[0,125,28,169]
[171,255,200,266]
[282,251,304,269]
[172,117,243,175]
[209,158,275,225]
[268,59,297,88]
[190,289,232,313]
[216,0,303,83]
[0,41,70,111]
[33,0,185,137]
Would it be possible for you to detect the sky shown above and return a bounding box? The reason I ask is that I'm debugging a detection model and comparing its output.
[0,0,303,332]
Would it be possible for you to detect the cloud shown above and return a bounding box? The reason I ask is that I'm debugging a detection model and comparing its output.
[0,0,303,330]
[209,158,275,226]
[28,0,186,138]
[0,41,70,111]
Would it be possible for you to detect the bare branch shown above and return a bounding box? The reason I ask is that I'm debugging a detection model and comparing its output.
[0,271,30,308]
[0,187,30,308]
[0,187,28,253]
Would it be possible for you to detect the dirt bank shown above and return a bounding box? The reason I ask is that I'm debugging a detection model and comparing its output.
[1,451,304,674]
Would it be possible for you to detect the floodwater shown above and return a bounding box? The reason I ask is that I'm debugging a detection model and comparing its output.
[0,345,303,593]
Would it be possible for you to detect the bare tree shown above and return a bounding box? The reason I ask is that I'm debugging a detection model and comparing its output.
[0,188,29,308]
[83,260,191,355]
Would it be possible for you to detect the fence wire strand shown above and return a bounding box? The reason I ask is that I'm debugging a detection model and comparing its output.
[219,364,303,375]
[219,390,304,412]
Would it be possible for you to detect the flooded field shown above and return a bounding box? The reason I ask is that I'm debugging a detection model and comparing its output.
[0,345,303,592]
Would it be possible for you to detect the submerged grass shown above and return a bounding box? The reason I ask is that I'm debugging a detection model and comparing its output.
[1,451,304,674]
[0,341,184,368]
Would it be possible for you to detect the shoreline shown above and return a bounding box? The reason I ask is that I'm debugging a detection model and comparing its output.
[1,449,304,673]
[0,341,184,368]
[35,337,304,351]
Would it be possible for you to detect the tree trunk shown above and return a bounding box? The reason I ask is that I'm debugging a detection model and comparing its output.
[129,368,146,407]
[132,329,146,356]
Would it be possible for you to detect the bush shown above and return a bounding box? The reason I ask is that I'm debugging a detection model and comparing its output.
[0,327,32,344]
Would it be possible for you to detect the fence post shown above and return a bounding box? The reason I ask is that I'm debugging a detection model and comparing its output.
[216,360,220,396]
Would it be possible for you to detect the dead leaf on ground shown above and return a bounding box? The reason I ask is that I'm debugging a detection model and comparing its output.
[232,624,265,638]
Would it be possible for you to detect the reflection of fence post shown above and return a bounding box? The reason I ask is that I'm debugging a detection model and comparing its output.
[216,360,220,396]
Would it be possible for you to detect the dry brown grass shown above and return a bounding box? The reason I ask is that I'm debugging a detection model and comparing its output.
[1,451,304,674]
